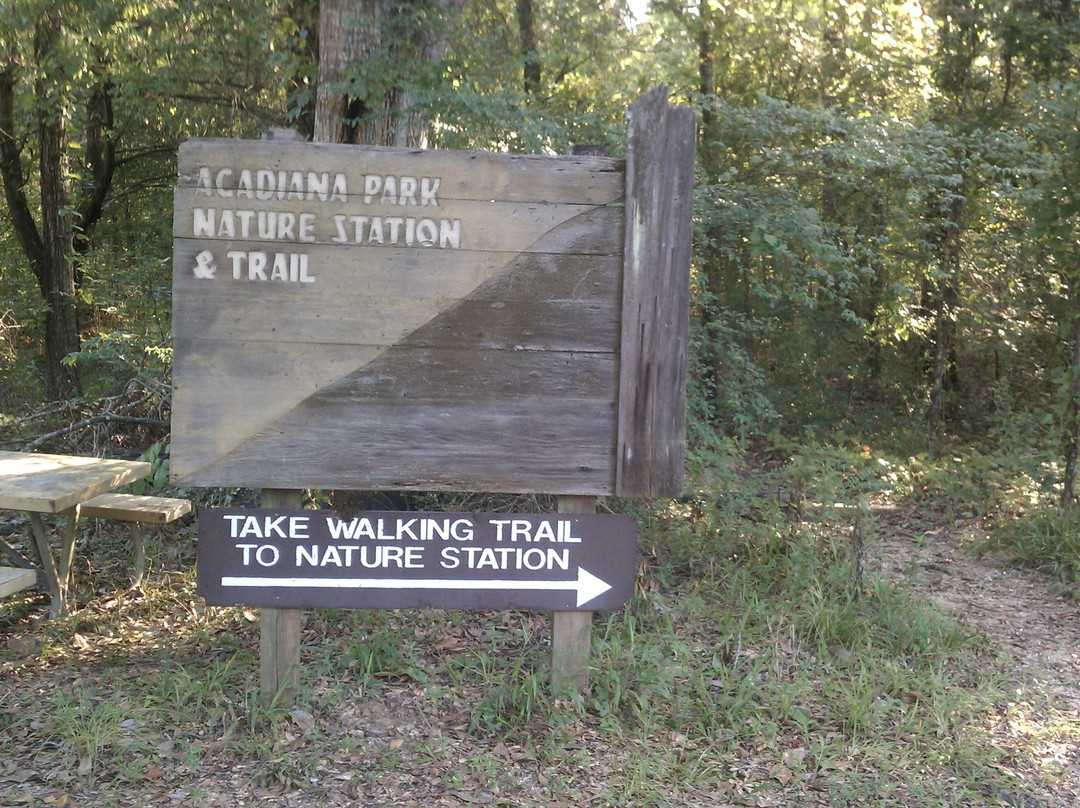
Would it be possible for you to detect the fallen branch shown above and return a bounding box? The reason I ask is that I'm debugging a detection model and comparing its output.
[22,414,166,452]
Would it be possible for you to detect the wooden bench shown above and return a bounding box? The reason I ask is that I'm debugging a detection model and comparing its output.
[0,566,37,598]
[79,493,193,587]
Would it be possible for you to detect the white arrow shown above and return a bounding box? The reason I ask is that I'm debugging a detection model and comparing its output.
[221,566,612,608]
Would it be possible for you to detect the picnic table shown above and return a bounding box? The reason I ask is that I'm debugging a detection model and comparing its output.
[0,450,151,617]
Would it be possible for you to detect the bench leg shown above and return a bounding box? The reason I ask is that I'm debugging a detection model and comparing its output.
[27,509,81,619]
[130,523,146,588]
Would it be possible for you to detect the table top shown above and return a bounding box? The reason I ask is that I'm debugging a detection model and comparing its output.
[0,450,152,513]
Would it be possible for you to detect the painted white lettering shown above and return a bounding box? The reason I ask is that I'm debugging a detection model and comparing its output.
[262,515,287,539]
[558,520,582,543]
[287,171,305,201]
[257,211,275,240]
[299,213,316,242]
[416,219,438,247]
[215,168,233,197]
[330,173,347,202]
[364,175,381,204]
[386,217,404,243]
[326,517,357,541]
[350,215,369,242]
[307,172,329,201]
[421,177,440,206]
[368,217,384,244]
[236,210,255,238]
[236,169,254,199]
[440,219,461,249]
[227,250,246,280]
[255,544,279,567]
[298,254,315,283]
[534,521,556,543]
[380,175,398,206]
[193,208,215,238]
[238,516,262,539]
[332,214,349,244]
[276,212,296,241]
[399,176,417,205]
[215,209,235,238]
[195,167,213,196]
[248,251,268,281]
[255,169,275,200]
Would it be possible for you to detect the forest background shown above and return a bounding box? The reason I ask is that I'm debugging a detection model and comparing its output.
[3,0,1080,508]
[3,1,1080,806]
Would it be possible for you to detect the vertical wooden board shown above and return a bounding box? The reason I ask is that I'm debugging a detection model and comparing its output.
[616,87,697,498]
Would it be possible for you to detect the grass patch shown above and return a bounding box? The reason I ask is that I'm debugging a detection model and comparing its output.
[986,506,1080,583]
[1,447,1072,806]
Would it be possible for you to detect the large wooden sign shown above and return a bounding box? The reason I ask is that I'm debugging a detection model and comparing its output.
[171,88,695,496]
[196,508,637,611]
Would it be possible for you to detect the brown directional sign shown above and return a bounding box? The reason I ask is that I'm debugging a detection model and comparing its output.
[170,88,696,496]
[196,508,637,611]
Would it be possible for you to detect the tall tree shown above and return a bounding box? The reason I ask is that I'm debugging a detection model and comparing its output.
[315,0,466,146]
[0,0,285,401]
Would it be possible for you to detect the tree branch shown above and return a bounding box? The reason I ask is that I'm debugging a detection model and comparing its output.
[0,61,45,286]
[74,64,116,252]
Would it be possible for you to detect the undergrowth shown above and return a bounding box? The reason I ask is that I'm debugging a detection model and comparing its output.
[0,440,1071,806]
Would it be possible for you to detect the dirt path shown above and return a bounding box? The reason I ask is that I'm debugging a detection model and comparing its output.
[868,507,1080,806]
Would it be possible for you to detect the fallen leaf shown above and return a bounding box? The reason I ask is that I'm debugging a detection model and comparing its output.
[771,766,792,786]
[0,769,37,784]
[147,765,164,780]
[78,756,92,776]
[289,709,316,735]
[783,747,807,767]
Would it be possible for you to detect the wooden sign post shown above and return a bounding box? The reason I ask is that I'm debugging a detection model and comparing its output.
[171,87,695,696]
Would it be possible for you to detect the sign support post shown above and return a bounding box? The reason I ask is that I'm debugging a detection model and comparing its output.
[551,494,596,689]
[259,487,302,706]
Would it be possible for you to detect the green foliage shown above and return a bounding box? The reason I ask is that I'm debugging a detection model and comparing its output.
[347,619,429,685]
[987,507,1080,583]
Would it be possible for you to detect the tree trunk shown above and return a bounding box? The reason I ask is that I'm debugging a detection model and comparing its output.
[314,0,464,147]
[1062,311,1080,507]
[517,0,540,96]
[36,15,80,400]
[925,164,965,457]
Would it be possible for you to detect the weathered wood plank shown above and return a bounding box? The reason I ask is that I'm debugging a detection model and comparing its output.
[173,192,623,255]
[186,397,618,494]
[551,495,597,690]
[0,566,37,598]
[616,87,696,498]
[79,493,193,524]
[259,488,302,707]
[172,242,622,349]
[171,337,619,490]
[0,451,151,513]
[177,139,625,205]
